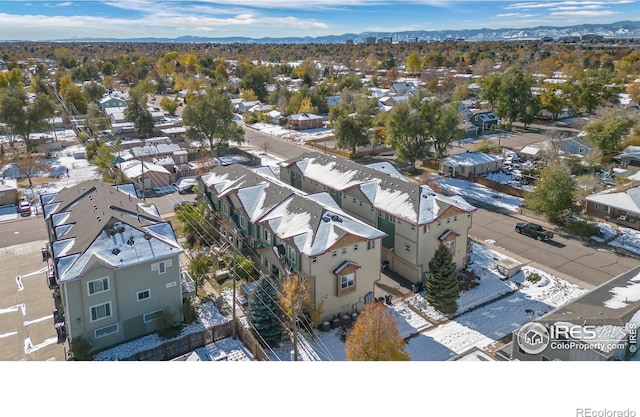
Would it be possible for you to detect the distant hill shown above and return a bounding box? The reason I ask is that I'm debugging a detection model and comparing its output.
[58,20,640,44]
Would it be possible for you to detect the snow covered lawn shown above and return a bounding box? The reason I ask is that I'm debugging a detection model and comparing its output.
[435,176,523,212]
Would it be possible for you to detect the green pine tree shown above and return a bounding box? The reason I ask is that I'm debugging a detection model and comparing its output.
[426,244,459,314]
[246,277,283,347]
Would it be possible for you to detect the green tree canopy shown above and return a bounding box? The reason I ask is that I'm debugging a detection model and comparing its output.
[328,90,377,153]
[181,89,244,153]
[524,163,579,224]
[385,93,433,173]
[583,110,636,154]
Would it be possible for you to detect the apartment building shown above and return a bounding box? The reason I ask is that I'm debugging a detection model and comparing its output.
[278,152,477,284]
[198,164,386,321]
[40,181,188,354]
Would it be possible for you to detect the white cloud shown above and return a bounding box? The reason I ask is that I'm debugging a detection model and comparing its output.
[550,9,619,16]
[495,12,538,17]
[505,0,635,10]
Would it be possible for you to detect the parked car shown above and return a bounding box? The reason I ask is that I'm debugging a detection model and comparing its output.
[173,200,197,211]
[514,222,554,241]
[18,201,31,216]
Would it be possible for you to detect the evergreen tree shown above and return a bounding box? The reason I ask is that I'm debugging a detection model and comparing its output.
[345,302,410,361]
[426,244,459,314]
[246,277,283,347]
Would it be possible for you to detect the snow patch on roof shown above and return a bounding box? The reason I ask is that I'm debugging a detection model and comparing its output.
[604,270,640,309]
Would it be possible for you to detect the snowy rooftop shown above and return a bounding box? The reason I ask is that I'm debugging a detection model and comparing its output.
[538,265,640,328]
[40,180,182,282]
[585,186,640,215]
[281,152,476,224]
[205,164,386,256]
[441,152,501,167]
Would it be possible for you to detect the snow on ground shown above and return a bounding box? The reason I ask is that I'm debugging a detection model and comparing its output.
[19,145,101,199]
[94,300,229,361]
[265,241,586,361]
[247,122,333,145]
[609,227,640,255]
[435,176,523,212]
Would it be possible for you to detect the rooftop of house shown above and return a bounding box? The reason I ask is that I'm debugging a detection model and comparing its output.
[441,152,502,167]
[585,184,640,214]
[279,152,476,225]
[289,113,323,121]
[537,264,640,329]
[40,180,182,283]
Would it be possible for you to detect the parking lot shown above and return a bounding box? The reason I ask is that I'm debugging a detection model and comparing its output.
[0,217,66,361]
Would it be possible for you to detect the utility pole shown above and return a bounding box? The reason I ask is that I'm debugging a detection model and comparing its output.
[291,293,298,361]
[231,258,237,339]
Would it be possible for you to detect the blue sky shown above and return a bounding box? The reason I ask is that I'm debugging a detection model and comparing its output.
[0,1,638,40]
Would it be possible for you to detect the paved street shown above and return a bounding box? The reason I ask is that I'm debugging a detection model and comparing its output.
[0,216,66,361]
[469,208,639,289]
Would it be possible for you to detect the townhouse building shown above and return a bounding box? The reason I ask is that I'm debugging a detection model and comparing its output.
[278,152,477,284]
[198,164,386,321]
[40,180,189,354]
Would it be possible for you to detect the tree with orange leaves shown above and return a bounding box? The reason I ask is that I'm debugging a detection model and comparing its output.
[345,302,410,361]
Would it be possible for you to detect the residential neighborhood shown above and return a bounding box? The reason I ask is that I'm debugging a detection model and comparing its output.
[2,14,640,381]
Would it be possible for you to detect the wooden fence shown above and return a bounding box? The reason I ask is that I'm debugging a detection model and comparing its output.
[468,173,530,198]
[123,319,270,361]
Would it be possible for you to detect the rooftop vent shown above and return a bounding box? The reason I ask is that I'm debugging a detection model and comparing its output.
[127,236,135,246]
[115,226,125,234]
[112,248,120,255]
[322,216,330,222]
[105,227,116,237]
[144,233,152,240]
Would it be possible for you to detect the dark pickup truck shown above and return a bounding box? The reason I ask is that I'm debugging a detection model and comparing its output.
[515,222,554,241]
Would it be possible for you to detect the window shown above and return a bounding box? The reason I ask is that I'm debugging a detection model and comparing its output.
[332,251,337,257]
[367,240,375,250]
[379,212,385,219]
[353,244,359,251]
[388,215,394,223]
[238,216,247,230]
[341,247,347,255]
[447,217,451,223]
[152,259,172,275]
[424,225,430,233]
[222,202,229,216]
[359,200,363,206]
[287,246,297,264]
[137,289,150,302]
[312,257,317,264]
[340,273,355,290]
[411,225,416,231]
[87,277,109,296]
[405,244,411,252]
[579,147,585,154]
[263,228,272,243]
[90,302,112,322]
[95,323,118,339]
[454,216,458,222]
[444,240,455,252]
[144,309,164,323]
[353,198,356,203]
[437,220,442,226]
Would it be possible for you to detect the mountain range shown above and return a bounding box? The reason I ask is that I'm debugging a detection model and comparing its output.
[62,20,640,44]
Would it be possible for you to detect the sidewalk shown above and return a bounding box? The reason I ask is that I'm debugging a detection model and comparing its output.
[468,236,596,290]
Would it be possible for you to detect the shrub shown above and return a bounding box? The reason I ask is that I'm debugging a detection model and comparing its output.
[566,220,599,238]
[526,272,542,283]
[69,336,92,361]
[182,299,198,324]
